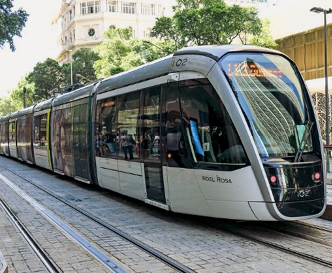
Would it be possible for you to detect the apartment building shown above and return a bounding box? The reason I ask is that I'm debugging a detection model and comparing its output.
[54,0,175,63]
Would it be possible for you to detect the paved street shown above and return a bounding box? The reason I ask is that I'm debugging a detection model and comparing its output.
[0,156,332,273]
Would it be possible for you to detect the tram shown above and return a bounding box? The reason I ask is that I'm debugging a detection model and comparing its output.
[0,45,326,221]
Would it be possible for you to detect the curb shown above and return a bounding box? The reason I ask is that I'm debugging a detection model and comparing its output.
[0,251,7,273]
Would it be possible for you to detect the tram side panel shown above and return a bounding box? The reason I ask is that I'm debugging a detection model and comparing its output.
[51,104,75,177]
[1,118,9,156]
[34,110,53,170]
[0,120,3,155]
[8,115,18,159]
[17,112,35,164]
[51,98,94,183]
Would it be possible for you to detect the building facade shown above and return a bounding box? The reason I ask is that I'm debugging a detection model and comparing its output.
[224,0,278,12]
[276,23,332,142]
[54,0,175,64]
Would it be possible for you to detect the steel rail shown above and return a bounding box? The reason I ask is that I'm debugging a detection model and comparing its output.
[0,163,195,273]
[0,198,61,273]
[207,221,332,269]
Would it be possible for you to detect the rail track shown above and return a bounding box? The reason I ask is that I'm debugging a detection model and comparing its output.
[2,159,332,271]
[0,162,195,273]
[0,198,61,273]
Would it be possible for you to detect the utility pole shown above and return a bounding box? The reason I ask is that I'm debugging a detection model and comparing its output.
[23,86,27,108]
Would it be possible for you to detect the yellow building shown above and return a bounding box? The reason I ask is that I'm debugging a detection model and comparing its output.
[275,23,332,141]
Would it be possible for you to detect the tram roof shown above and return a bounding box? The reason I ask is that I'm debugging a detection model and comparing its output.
[97,56,172,95]
[96,45,283,95]
[17,104,35,117]
[174,45,282,61]
[52,82,96,107]
[9,111,20,120]
[34,97,54,113]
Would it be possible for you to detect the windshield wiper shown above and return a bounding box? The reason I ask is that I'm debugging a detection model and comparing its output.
[294,121,314,162]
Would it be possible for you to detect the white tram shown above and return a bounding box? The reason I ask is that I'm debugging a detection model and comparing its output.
[0,45,326,221]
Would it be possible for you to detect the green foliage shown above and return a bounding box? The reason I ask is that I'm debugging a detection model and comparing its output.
[152,0,275,48]
[62,48,100,85]
[249,19,277,48]
[94,28,144,78]
[27,58,65,101]
[10,76,35,108]
[0,0,29,51]
[0,96,19,116]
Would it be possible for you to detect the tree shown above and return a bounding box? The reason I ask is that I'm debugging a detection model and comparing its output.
[0,96,20,116]
[62,48,100,85]
[10,76,35,108]
[249,19,277,48]
[94,28,144,78]
[152,0,274,48]
[27,58,65,101]
[0,0,29,51]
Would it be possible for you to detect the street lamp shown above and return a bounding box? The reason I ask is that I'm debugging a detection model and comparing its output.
[311,7,332,171]
[66,49,73,85]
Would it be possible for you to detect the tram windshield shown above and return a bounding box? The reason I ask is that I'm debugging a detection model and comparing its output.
[219,53,314,158]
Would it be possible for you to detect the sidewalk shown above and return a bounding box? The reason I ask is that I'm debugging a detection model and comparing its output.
[320,173,332,220]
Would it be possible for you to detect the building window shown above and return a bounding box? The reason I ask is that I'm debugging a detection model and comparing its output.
[128,26,134,38]
[141,4,154,15]
[122,2,135,14]
[144,28,151,38]
[88,2,94,13]
[95,1,100,13]
[81,3,87,14]
[107,1,117,12]
[88,28,95,37]
[81,1,100,14]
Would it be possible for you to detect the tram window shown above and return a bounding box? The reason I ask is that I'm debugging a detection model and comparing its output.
[8,121,15,146]
[142,86,161,161]
[34,114,47,149]
[179,83,248,167]
[96,97,118,158]
[117,91,140,160]
[165,83,191,168]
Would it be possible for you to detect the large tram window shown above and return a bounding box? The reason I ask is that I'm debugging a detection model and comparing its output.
[96,97,118,158]
[34,114,47,149]
[219,53,317,158]
[117,91,140,160]
[179,82,248,167]
[165,83,191,168]
[142,86,161,161]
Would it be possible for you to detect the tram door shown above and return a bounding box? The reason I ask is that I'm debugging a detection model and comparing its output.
[142,87,166,204]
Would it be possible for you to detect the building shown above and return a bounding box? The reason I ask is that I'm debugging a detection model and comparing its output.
[224,0,278,13]
[54,0,176,64]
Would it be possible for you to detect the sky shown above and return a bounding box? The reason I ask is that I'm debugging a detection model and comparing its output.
[1,0,332,97]
[263,0,332,40]
[0,0,61,97]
